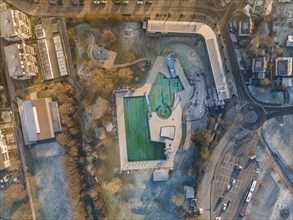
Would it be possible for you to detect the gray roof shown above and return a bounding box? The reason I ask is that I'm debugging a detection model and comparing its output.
[49,101,61,132]
[252,57,267,73]
[0,9,17,39]
[275,58,292,76]
[4,44,24,78]
[153,170,169,182]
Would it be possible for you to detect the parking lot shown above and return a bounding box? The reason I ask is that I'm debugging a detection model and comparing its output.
[213,144,259,219]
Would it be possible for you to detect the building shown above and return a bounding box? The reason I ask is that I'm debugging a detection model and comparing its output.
[238,15,254,36]
[252,57,267,79]
[37,39,54,81]
[275,57,292,77]
[252,0,273,16]
[0,8,32,41]
[184,186,195,199]
[282,78,292,87]
[53,34,69,77]
[0,132,10,170]
[4,43,38,80]
[286,35,293,47]
[18,97,61,145]
[153,169,169,182]
[35,24,46,39]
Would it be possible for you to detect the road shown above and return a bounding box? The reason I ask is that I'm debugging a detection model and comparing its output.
[7,0,226,18]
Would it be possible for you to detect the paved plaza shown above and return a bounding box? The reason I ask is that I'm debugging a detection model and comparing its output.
[115,56,193,171]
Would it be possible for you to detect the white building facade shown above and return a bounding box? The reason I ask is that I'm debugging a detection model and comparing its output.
[0,8,32,41]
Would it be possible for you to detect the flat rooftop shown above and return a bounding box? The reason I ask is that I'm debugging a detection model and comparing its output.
[275,57,292,77]
[0,9,16,39]
[4,44,23,78]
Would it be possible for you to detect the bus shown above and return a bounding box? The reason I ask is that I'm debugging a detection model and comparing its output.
[246,192,253,203]
[249,180,257,192]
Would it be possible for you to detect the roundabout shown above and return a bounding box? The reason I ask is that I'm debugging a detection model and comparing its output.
[239,103,266,130]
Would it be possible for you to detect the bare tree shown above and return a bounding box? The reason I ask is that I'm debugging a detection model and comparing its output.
[101,30,117,48]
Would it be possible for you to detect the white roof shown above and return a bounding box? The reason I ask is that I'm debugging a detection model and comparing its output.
[160,126,175,140]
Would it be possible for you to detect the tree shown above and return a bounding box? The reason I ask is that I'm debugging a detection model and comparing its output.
[236,8,248,23]
[258,180,265,188]
[191,131,212,147]
[200,146,210,162]
[114,67,134,85]
[101,30,117,48]
[125,52,136,63]
[259,78,271,86]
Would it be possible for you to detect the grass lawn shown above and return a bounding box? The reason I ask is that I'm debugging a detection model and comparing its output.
[123,96,166,161]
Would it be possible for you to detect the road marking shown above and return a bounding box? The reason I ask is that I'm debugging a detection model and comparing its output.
[216,174,242,194]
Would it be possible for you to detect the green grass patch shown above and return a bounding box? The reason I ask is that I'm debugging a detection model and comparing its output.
[123,96,166,161]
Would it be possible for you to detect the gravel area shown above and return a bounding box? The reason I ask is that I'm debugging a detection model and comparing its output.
[25,142,71,220]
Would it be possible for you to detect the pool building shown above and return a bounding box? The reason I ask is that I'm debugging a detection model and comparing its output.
[115,55,193,171]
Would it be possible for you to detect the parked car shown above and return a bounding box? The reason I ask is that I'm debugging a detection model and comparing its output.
[226,184,231,191]
[93,0,106,4]
[121,0,129,4]
[234,165,242,174]
[227,200,231,207]
[232,179,236,185]
[146,0,152,3]
[218,196,223,204]
[114,0,121,4]
[191,198,197,208]
[239,211,245,217]
[137,0,143,4]
[71,0,78,5]
[222,203,227,211]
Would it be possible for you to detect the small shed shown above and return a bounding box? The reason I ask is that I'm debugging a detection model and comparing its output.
[184,186,195,199]
[153,170,169,182]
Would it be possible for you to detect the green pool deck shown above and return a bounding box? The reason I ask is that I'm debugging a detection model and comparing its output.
[123,96,166,161]
[149,72,184,119]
